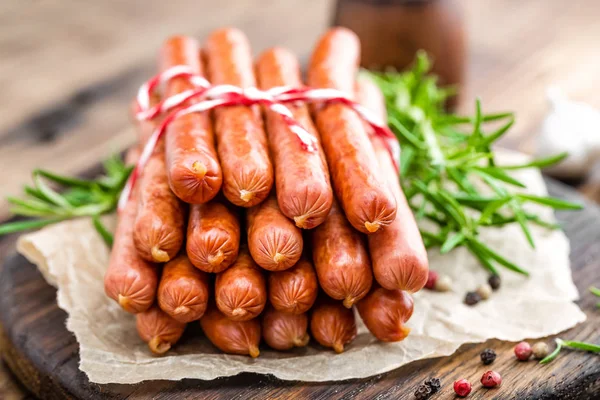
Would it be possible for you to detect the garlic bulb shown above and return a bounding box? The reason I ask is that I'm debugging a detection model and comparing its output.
[536,87,600,178]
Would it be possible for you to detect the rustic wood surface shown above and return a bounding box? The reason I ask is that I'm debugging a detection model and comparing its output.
[1,0,600,398]
[1,180,598,399]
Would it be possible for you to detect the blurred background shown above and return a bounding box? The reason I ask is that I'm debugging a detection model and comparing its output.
[1,0,600,223]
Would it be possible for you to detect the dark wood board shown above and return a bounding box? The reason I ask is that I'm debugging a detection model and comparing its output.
[0,179,599,400]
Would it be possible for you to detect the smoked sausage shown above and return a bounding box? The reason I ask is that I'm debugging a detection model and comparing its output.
[268,258,318,314]
[136,305,187,355]
[204,28,273,207]
[186,201,240,273]
[160,36,222,204]
[356,287,414,342]
[262,307,309,351]
[200,304,261,358]
[311,199,373,308]
[104,149,159,314]
[247,196,303,271]
[356,76,429,292]
[308,27,397,234]
[131,87,185,263]
[215,248,267,321]
[157,254,210,323]
[256,47,333,229]
[310,296,357,353]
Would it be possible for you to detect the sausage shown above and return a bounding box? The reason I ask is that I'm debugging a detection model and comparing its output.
[104,149,159,314]
[356,287,414,342]
[160,36,223,204]
[356,76,429,292]
[310,296,357,353]
[308,27,397,234]
[311,199,373,308]
[200,303,261,358]
[256,48,333,229]
[132,121,186,263]
[157,254,210,323]
[215,248,267,321]
[268,258,318,314]
[262,307,309,351]
[186,201,240,273]
[204,28,273,207]
[247,196,303,271]
[136,305,187,355]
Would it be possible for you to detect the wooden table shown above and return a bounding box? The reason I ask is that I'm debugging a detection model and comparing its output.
[1,0,600,397]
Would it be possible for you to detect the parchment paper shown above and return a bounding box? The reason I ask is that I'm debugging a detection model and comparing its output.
[16,150,586,384]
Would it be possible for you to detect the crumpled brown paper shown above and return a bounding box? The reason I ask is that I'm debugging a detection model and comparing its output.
[16,150,586,384]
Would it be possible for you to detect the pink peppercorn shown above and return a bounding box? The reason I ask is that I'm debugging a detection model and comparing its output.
[425,271,439,290]
[514,341,533,361]
[453,379,472,397]
[481,370,502,388]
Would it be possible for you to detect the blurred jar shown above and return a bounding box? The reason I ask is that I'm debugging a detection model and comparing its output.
[333,0,466,103]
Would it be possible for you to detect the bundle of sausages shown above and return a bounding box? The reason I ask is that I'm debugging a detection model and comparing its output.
[104,27,429,357]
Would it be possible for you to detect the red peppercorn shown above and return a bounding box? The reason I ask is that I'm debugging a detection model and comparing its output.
[453,379,472,397]
[514,341,533,361]
[425,271,438,290]
[481,370,502,388]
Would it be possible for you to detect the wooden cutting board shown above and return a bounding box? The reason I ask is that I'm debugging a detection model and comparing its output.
[0,179,598,400]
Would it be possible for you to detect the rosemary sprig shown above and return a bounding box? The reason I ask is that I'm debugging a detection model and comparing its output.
[0,154,131,246]
[540,338,600,364]
[368,52,583,276]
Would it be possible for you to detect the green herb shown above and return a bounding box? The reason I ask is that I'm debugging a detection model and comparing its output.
[367,51,583,276]
[591,287,600,308]
[0,154,131,246]
[540,338,600,364]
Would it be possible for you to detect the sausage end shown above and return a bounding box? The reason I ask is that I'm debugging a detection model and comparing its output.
[343,296,356,309]
[239,189,256,203]
[148,336,172,355]
[333,342,345,354]
[249,345,260,358]
[364,221,381,233]
[191,161,208,179]
[207,250,226,268]
[293,333,310,348]
[151,246,171,263]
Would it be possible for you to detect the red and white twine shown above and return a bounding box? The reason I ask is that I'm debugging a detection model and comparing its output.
[118,66,400,211]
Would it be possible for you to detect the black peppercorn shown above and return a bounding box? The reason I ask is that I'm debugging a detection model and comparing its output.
[464,291,482,306]
[424,377,441,393]
[480,348,497,365]
[414,384,432,399]
[488,275,501,290]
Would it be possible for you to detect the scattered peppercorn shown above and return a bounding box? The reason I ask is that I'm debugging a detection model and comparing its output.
[480,348,497,365]
[476,283,492,300]
[464,291,482,306]
[532,341,550,359]
[481,370,502,388]
[424,377,441,393]
[434,275,452,292]
[414,384,432,399]
[425,271,439,290]
[453,379,472,397]
[514,341,533,361]
[488,275,501,290]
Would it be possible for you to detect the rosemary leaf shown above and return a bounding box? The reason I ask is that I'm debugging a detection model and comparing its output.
[502,152,569,170]
[540,339,563,364]
[92,216,114,247]
[516,194,583,210]
[561,340,600,352]
[440,232,465,254]
[0,218,66,235]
